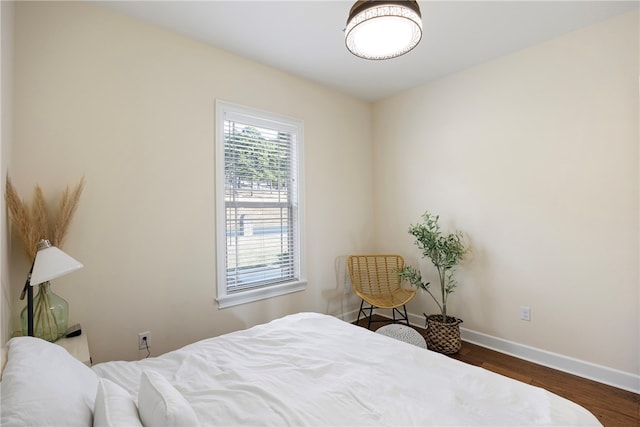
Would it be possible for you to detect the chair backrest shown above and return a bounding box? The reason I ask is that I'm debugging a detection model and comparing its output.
[347,255,404,297]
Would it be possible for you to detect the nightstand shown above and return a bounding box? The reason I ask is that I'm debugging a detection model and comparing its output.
[55,333,92,366]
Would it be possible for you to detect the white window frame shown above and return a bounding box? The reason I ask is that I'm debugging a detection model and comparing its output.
[215,100,306,308]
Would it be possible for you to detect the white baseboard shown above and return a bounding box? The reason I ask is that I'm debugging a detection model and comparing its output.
[460,327,640,394]
[342,308,639,394]
[336,309,360,324]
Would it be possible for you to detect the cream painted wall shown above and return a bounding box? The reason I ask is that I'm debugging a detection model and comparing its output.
[9,1,372,363]
[1,0,14,352]
[373,11,639,375]
[8,0,638,381]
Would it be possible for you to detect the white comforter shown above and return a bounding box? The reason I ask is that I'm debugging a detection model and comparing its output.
[92,312,601,426]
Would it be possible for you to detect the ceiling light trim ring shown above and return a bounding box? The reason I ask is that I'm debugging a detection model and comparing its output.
[347,0,422,22]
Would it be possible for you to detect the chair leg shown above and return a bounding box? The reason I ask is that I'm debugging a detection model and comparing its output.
[357,300,364,324]
[390,306,410,326]
[367,304,374,329]
[403,305,410,326]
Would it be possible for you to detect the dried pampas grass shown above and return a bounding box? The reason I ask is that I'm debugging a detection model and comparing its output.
[5,177,35,259]
[32,186,49,250]
[5,176,85,260]
[53,177,85,248]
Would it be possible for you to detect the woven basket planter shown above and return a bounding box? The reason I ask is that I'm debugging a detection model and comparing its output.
[424,314,463,354]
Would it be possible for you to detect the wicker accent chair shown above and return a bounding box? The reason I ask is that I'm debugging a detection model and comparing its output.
[347,255,416,329]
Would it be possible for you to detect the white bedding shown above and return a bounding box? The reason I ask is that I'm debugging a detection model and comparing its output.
[92,312,601,426]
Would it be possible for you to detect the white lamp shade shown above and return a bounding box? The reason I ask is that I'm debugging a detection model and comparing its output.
[30,244,83,286]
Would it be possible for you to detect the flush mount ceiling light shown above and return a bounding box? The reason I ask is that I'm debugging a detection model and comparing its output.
[345,0,423,60]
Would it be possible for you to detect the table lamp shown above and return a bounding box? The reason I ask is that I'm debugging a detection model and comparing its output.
[19,239,83,338]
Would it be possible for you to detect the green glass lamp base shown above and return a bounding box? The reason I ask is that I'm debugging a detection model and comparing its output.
[20,282,69,342]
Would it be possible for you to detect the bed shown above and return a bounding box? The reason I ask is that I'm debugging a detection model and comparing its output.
[1,312,601,426]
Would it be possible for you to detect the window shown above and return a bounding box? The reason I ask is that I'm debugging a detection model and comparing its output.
[215,101,305,308]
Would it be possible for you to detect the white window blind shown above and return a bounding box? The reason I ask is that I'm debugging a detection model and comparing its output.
[215,101,305,308]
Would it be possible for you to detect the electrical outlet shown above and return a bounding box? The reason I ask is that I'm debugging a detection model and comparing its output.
[520,306,531,321]
[138,331,151,350]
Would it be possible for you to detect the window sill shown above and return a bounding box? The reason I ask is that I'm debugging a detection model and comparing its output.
[216,280,307,309]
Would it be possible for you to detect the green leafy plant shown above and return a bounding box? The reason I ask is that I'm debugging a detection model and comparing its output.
[398,211,468,322]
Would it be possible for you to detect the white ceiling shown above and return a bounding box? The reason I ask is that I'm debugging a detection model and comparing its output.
[95,1,639,102]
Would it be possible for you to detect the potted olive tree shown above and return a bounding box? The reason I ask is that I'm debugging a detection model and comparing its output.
[399,211,468,354]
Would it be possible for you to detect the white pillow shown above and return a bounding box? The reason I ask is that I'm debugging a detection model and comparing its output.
[94,378,143,427]
[138,370,200,427]
[0,336,99,427]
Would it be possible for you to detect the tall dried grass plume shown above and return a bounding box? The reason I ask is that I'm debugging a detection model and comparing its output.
[53,177,85,248]
[5,176,85,260]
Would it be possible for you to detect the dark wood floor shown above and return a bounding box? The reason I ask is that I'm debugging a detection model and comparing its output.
[354,315,640,427]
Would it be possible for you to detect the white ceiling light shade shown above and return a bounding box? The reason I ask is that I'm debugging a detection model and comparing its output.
[345,0,423,60]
